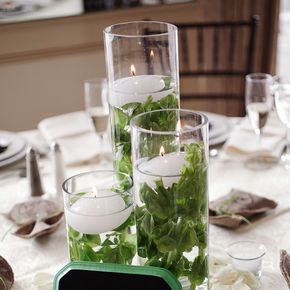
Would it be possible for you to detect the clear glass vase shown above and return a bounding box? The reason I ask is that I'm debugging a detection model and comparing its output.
[103,21,179,177]
[130,109,209,290]
[62,170,136,264]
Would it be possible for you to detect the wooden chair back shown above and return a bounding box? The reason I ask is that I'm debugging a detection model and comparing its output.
[142,16,259,115]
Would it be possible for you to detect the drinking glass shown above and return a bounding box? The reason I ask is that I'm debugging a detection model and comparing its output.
[275,84,290,170]
[131,109,209,290]
[84,78,109,164]
[103,21,179,178]
[245,73,274,169]
[226,241,266,278]
[62,170,136,263]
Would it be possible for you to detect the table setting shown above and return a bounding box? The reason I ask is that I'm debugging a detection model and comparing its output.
[0,21,290,290]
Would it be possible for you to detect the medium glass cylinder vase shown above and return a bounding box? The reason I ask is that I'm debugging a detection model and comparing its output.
[131,109,209,290]
[103,21,179,177]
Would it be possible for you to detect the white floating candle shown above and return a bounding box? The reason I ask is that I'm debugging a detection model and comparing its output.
[110,74,173,107]
[134,146,186,190]
[116,75,165,94]
[65,189,132,235]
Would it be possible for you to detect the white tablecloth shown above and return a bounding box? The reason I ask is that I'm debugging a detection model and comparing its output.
[0,130,289,289]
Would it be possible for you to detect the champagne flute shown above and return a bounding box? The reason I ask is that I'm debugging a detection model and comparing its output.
[275,84,290,170]
[84,78,109,164]
[245,73,274,169]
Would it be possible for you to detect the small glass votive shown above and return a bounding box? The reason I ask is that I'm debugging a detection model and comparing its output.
[62,170,136,264]
[225,241,266,278]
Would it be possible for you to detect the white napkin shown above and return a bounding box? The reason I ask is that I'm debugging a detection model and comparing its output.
[223,113,286,159]
[38,111,101,165]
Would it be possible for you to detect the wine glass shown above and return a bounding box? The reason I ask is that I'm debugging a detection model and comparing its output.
[84,78,109,164]
[245,73,274,169]
[275,84,290,170]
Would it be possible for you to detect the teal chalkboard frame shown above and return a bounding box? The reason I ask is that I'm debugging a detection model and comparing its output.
[53,261,182,290]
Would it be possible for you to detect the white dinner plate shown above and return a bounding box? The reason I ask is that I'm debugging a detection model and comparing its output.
[0,2,35,18]
[0,131,26,161]
[0,146,26,168]
[199,111,231,146]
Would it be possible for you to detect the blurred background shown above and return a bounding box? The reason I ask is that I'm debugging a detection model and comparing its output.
[0,0,289,131]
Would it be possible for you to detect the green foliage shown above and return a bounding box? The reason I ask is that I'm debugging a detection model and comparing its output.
[68,212,136,264]
[162,76,173,90]
[136,143,208,289]
[216,195,251,224]
[69,192,87,205]
[216,195,239,215]
[111,91,179,177]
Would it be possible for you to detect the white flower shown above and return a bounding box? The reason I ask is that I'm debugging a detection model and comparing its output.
[209,248,261,290]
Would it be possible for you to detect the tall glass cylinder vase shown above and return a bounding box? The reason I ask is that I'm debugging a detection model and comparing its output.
[103,21,179,177]
[131,109,209,290]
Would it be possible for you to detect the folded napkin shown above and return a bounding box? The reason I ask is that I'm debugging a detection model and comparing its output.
[38,111,101,165]
[223,113,286,159]
[209,188,278,228]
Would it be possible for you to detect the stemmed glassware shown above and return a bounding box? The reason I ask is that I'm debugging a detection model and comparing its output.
[84,78,109,164]
[245,73,274,169]
[275,84,290,169]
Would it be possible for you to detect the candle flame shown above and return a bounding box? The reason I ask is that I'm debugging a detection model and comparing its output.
[92,187,98,197]
[150,50,154,58]
[159,146,165,157]
[130,64,136,76]
[176,120,181,131]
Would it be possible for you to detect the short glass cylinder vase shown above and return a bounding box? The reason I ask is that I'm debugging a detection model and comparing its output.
[131,109,209,290]
[103,21,180,177]
[62,170,136,264]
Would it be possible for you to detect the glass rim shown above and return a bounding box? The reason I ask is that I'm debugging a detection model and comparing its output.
[84,77,107,86]
[225,240,266,261]
[246,73,273,82]
[62,170,133,198]
[130,109,208,135]
[103,20,178,38]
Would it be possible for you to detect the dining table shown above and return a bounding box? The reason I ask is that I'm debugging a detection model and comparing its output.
[0,122,289,290]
